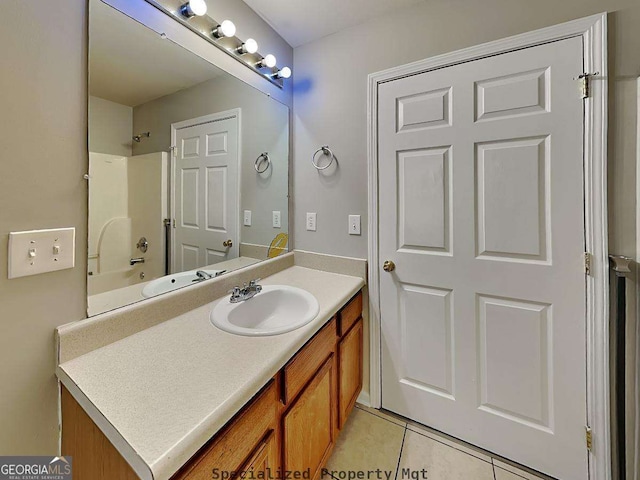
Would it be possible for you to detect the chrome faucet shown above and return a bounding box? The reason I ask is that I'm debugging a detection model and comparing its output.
[229,278,262,303]
[130,257,145,266]
[194,270,213,281]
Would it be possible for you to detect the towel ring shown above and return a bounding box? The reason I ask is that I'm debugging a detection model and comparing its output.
[312,145,335,170]
[254,152,270,173]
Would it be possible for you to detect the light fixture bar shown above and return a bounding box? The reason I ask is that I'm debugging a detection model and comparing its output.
[143,0,286,89]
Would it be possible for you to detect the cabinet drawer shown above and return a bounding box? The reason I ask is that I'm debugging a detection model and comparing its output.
[173,381,278,480]
[283,318,336,404]
[338,292,362,337]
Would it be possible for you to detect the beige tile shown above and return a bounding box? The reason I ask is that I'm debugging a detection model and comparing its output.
[398,430,494,480]
[493,460,551,480]
[355,404,407,427]
[494,467,526,480]
[325,408,405,477]
[405,421,491,463]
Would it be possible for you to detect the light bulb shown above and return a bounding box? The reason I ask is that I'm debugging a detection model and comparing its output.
[179,0,207,18]
[275,67,292,79]
[213,20,236,38]
[258,54,277,69]
[237,38,258,55]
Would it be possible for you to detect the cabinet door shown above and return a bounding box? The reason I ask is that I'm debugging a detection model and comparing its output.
[338,318,363,429]
[283,356,336,480]
[240,431,279,480]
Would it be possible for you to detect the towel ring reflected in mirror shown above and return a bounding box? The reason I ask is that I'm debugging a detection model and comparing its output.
[312,145,335,170]
[254,152,271,173]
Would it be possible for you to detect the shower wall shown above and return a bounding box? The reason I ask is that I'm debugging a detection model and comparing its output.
[88,96,168,296]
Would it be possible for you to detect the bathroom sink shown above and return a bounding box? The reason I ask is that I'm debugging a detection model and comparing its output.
[141,269,224,298]
[210,285,320,336]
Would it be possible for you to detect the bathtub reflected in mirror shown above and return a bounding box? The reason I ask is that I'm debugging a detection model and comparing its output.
[87,0,289,316]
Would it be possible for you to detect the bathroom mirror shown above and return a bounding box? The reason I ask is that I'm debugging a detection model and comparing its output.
[87,0,289,316]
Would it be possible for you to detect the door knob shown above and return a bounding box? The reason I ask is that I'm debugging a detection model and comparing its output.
[223,239,233,247]
[383,260,395,272]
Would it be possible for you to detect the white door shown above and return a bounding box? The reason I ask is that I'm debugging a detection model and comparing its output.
[172,111,239,273]
[379,37,587,479]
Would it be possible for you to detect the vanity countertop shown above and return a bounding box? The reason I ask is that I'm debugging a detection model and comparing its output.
[57,265,364,480]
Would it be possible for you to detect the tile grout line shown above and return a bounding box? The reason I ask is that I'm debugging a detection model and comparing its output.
[355,404,407,428]
[492,458,497,480]
[406,424,492,464]
[394,426,408,480]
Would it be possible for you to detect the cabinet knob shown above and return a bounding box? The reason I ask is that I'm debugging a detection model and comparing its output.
[223,239,233,248]
[383,260,395,272]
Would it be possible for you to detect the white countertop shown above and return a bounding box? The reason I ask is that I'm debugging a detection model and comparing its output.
[58,265,364,480]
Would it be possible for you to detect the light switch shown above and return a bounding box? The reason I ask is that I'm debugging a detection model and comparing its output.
[8,227,75,279]
[272,211,281,228]
[306,213,317,231]
[348,215,361,235]
[244,210,252,226]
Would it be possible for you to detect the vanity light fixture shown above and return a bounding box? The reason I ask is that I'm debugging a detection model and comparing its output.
[212,20,236,38]
[144,0,285,88]
[273,67,291,79]
[236,38,259,55]
[179,0,207,18]
[256,54,277,69]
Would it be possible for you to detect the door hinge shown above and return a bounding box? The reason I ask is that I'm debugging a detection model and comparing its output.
[575,72,599,99]
[585,426,593,451]
[584,252,592,275]
[170,145,177,157]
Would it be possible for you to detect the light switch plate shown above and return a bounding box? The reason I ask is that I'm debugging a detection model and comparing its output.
[348,215,361,235]
[306,213,317,231]
[244,210,252,226]
[8,227,75,279]
[272,211,281,228]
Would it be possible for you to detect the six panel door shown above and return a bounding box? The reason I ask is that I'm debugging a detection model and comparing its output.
[378,37,587,480]
[173,115,239,273]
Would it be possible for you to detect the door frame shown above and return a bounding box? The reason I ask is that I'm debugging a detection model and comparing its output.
[367,13,609,480]
[170,108,242,273]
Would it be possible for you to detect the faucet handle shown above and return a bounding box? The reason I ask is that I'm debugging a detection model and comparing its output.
[249,278,261,286]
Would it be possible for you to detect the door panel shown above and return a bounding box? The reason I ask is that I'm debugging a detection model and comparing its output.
[379,37,586,480]
[173,114,239,272]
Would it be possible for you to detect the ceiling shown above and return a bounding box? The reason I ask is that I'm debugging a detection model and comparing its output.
[90,0,223,107]
[242,0,426,48]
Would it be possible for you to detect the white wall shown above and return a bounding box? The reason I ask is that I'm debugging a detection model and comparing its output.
[88,96,133,157]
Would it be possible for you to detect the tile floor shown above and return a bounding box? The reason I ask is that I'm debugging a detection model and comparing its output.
[324,404,554,480]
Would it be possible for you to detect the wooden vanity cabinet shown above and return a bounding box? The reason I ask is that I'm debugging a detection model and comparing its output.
[61,290,363,480]
[281,318,338,480]
[172,380,280,480]
[337,292,363,429]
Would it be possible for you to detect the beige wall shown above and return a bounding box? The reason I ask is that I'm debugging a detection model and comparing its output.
[0,0,291,456]
[133,75,289,249]
[0,0,88,455]
[88,96,133,157]
[292,0,639,475]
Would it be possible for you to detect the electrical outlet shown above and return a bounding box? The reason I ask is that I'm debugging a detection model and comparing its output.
[8,227,75,279]
[306,213,317,231]
[244,210,252,226]
[348,215,361,235]
[272,211,281,228]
